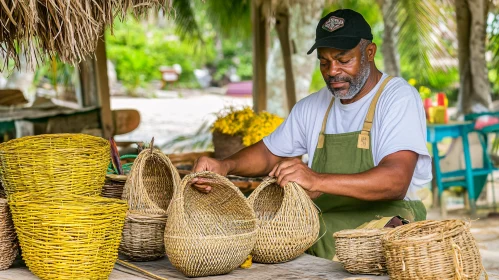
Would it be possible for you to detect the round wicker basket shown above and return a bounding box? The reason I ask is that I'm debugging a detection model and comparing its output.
[0,134,110,197]
[164,171,257,277]
[119,212,168,261]
[102,174,128,199]
[247,177,320,263]
[8,192,127,280]
[334,228,392,275]
[383,220,484,280]
[0,198,17,271]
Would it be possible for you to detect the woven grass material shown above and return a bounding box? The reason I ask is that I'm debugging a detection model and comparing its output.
[0,198,17,271]
[119,211,168,261]
[0,180,5,198]
[0,134,110,197]
[164,171,257,277]
[383,220,485,280]
[102,174,128,199]
[334,228,392,275]
[8,192,127,280]
[247,177,320,263]
[123,148,179,215]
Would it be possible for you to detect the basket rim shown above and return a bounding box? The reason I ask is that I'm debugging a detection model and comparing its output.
[334,228,392,238]
[383,220,466,245]
[106,174,129,181]
[0,134,109,151]
[164,228,258,240]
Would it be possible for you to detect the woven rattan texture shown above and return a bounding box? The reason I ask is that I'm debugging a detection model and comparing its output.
[119,212,167,261]
[0,134,110,197]
[102,174,128,199]
[9,192,127,280]
[164,171,257,277]
[334,228,391,275]
[123,148,179,215]
[383,220,484,280]
[247,177,320,263]
[0,198,17,270]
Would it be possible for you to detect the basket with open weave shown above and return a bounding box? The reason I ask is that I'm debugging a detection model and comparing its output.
[0,134,110,197]
[0,198,17,271]
[247,177,320,263]
[8,192,127,280]
[334,228,392,275]
[164,171,258,277]
[383,220,484,280]
[102,174,128,199]
[120,148,179,261]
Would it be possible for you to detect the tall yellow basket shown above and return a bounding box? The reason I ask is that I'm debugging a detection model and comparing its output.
[8,192,127,280]
[0,134,110,197]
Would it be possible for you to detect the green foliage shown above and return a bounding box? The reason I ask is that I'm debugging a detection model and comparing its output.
[488,11,499,96]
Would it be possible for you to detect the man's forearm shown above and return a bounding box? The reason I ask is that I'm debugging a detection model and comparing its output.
[223,141,283,177]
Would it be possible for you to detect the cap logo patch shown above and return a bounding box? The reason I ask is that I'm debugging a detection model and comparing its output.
[322,16,344,32]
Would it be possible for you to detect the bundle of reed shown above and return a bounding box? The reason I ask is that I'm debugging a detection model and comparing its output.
[121,0,172,19]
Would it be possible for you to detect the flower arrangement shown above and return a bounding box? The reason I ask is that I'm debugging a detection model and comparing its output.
[212,107,284,147]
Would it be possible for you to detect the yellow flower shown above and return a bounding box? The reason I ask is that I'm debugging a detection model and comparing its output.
[408,78,417,86]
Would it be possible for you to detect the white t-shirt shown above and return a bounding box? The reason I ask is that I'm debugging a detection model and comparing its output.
[263,74,432,200]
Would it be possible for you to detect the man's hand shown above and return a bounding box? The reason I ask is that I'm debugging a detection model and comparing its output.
[190,156,231,193]
[269,158,322,193]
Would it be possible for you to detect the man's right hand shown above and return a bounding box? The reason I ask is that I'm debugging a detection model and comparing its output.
[190,156,231,193]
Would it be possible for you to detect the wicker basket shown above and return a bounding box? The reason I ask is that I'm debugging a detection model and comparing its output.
[102,174,128,199]
[0,198,17,270]
[119,212,168,261]
[383,220,484,280]
[122,148,180,215]
[8,192,127,280]
[334,228,392,275]
[164,171,257,277]
[0,134,110,197]
[247,177,320,263]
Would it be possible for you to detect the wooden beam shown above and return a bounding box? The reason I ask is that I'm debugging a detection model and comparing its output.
[252,0,269,112]
[95,34,114,138]
[275,7,296,113]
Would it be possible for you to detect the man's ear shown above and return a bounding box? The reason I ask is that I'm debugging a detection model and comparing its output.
[367,43,377,62]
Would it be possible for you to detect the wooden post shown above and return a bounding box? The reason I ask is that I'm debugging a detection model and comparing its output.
[95,34,114,138]
[275,7,296,113]
[252,0,269,112]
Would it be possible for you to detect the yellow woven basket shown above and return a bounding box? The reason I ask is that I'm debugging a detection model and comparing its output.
[0,134,110,197]
[0,198,17,271]
[247,177,320,263]
[164,171,257,277]
[8,192,127,280]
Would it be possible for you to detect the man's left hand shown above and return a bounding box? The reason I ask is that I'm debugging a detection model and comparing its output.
[269,158,322,192]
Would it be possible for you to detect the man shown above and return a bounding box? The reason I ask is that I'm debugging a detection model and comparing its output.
[192,9,432,259]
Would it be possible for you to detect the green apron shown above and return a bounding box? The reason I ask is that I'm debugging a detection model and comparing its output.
[307,76,427,260]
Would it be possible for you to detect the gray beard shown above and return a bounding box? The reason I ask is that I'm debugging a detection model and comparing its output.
[327,59,371,100]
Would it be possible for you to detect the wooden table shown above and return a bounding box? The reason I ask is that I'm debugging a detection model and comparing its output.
[0,254,390,280]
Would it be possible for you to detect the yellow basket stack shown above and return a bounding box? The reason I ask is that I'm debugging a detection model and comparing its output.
[8,192,127,280]
[0,134,110,196]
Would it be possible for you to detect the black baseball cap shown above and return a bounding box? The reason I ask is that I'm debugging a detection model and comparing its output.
[307,9,373,55]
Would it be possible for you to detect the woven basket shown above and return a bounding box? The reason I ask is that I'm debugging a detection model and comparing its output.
[119,212,168,261]
[164,171,257,277]
[0,198,17,271]
[383,220,484,280]
[8,192,127,280]
[247,177,320,263]
[122,148,180,215]
[334,228,392,275]
[102,174,128,199]
[0,134,110,197]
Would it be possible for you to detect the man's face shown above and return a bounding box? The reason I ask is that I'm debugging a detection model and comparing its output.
[318,43,370,99]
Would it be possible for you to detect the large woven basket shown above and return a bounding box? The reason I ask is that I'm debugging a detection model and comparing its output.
[247,177,320,263]
[8,192,127,280]
[164,171,257,277]
[119,212,168,261]
[0,198,17,271]
[102,174,128,199]
[334,228,391,275]
[0,134,110,197]
[122,148,180,215]
[383,220,484,280]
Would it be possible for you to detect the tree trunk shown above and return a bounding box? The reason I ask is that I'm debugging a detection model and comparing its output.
[275,6,296,113]
[267,0,325,117]
[252,0,269,112]
[379,0,401,77]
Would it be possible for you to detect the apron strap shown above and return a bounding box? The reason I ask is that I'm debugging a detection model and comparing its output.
[317,97,335,149]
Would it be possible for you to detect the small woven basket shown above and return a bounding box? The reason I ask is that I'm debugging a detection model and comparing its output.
[0,134,110,197]
[102,174,128,199]
[164,171,258,277]
[122,148,180,215]
[0,198,17,271]
[383,220,484,280]
[247,177,320,263]
[8,192,127,280]
[334,228,391,275]
[119,212,168,261]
